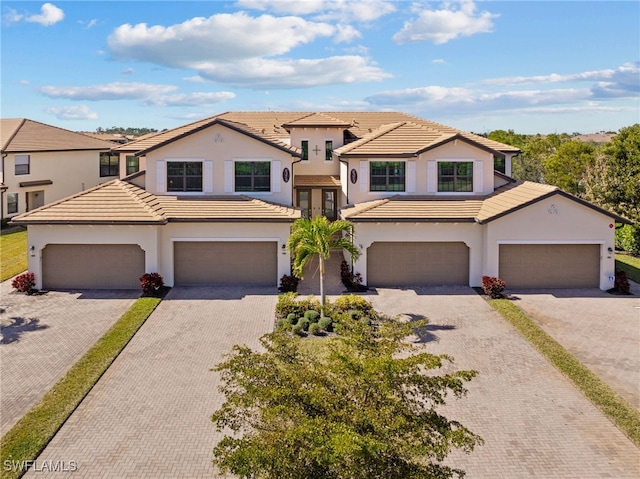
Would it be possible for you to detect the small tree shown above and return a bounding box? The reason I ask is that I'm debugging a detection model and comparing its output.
[212,316,482,478]
[287,216,360,315]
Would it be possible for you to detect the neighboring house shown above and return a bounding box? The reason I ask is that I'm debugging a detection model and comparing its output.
[1,119,117,221]
[12,112,628,291]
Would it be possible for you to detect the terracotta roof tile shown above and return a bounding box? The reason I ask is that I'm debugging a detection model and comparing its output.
[294,175,341,188]
[1,119,114,152]
[343,196,482,222]
[477,181,557,222]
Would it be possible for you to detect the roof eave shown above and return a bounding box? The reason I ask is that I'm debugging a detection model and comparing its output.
[347,217,476,223]
[10,219,167,226]
[166,217,297,223]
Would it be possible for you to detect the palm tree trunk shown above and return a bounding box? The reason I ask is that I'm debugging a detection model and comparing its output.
[319,255,325,318]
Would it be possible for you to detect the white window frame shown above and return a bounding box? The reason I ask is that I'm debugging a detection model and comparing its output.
[164,158,206,195]
[15,155,30,176]
[367,159,408,196]
[434,158,478,196]
[230,158,275,196]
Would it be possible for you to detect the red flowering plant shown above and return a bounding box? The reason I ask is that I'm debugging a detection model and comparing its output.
[12,272,36,294]
[140,272,164,297]
[482,275,507,299]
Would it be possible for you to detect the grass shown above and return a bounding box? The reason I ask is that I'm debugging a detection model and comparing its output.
[0,227,27,282]
[615,253,640,284]
[0,296,161,479]
[488,298,640,448]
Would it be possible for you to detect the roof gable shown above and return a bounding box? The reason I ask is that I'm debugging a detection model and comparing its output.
[1,118,114,152]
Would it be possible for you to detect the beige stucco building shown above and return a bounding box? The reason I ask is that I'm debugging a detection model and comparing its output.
[12,112,628,291]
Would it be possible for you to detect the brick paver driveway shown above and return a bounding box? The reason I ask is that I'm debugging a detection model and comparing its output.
[509,282,640,408]
[369,287,639,478]
[23,286,277,478]
[0,281,137,436]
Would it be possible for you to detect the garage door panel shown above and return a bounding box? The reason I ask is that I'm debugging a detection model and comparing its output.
[499,244,600,288]
[42,244,145,289]
[174,241,276,286]
[368,242,469,287]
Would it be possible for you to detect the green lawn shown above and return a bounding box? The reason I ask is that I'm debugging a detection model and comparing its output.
[615,253,640,284]
[0,297,161,479]
[488,298,640,448]
[0,227,27,282]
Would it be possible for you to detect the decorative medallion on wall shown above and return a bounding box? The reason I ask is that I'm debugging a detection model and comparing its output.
[213,133,224,143]
[547,204,559,215]
[350,169,358,184]
[282,167,290,183]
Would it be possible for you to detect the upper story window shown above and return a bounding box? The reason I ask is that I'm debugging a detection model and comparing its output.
[370,161,405,192]
[99,152,119,177]
[235,161,271,192]
[301,140,309,161]
[438,161,473,192]
[167,161,203,192]
[15,155,30,175]
[494,156,506,174]
[126,155,139,175]
[325,140,333,161]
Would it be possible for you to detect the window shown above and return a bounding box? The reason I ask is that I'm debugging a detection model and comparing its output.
[325,140,333,161]
[370,161,405,192]
[126,156,139,175]
[167,161,203,192]
[301,140,309,161]
[7,193,18,214]
[438,162,473,192]
[99,152,119,177]
[494,156,505,174]
[15,155,30,175]
[235,161,271,192]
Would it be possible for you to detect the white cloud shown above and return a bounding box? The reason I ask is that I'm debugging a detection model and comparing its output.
[26,3,64,26]
[432,58,447,64]
[183,76,207,83]
[18,79,31,85]
[107,12,389,88]
[3,8,24,24]
[393,0,498,44]
[236,0,396,22]
[196,56,391,88]
[38,82,178,101]
[45,104,98,121]
[146,91,236,107]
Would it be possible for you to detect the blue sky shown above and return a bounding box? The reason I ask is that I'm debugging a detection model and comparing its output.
[2,1,639,134]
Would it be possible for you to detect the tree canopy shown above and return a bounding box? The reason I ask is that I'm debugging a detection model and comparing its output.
[212,313,481,479]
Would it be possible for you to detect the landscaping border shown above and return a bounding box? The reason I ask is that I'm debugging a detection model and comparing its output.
[0,297,162,479]
[488,298,640,448]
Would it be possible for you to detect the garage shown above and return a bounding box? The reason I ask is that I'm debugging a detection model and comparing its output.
[499,244,600,288]
[42,244,145,289]
[174,241,277,286]
[367,242,469,287]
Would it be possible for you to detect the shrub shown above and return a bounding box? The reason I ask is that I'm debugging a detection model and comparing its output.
[318,316,333,332]
[328,294,376,319]
[275,293,321,319]
[616,224,640,256]
[309,323,323,336]
[286,313,298,325]
[304,310,320,323]
[482,276,506,299]
[291,323,306,336]
[277,319,291,330]
[140,272,164,296]
[614,270,630,294]
[347,309,361,321]
[340,260,366,291]
[12,272,35,294]
[360,317,372,327]
[278,274,300,293]
[297,318,310,332]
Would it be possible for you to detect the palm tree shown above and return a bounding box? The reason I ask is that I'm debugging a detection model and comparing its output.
[287,216,360,314]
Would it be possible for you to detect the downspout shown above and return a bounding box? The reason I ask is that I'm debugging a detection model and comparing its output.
[290,155,303,206]
[1,153,7,223]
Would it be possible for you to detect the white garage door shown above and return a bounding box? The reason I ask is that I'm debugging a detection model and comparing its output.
[367,242,469,287]
[42,244,145,289]
[499,244,600,288]
[174,241,277,286]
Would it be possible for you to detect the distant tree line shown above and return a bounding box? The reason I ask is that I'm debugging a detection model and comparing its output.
[95,126,159,136]
[487,125,640,255]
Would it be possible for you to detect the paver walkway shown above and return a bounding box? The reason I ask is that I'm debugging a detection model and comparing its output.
[510,282,640,409]
[369,287,639,478]
[296,251,346,296]
[23,286,277,478]
[0,281,137,436]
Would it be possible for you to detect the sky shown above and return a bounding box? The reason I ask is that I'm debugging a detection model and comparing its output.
[1,0,639,135]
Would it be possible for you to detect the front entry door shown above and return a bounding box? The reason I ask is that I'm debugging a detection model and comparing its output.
[322,189,337,221]
[297,188,312,219]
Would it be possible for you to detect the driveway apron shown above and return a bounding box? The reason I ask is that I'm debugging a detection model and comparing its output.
[369,286,639,479]
[0,281,137,436]
[508,283,640,409]
[22,286,277,479]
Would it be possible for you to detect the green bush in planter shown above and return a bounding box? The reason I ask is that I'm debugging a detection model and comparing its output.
[309,323,323,336]
[287,313,298,325]
[277,319,291,331]
[304,310,320,323]
[318,317,333,332]
[291,323,306,337]
[297,318,310,332]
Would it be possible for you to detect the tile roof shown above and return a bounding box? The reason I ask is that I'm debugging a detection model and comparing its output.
[343,181,630,224]
[294,175,341,188]
[113,111,520,157]
[11,180,300,225]
[1,119,114,152]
